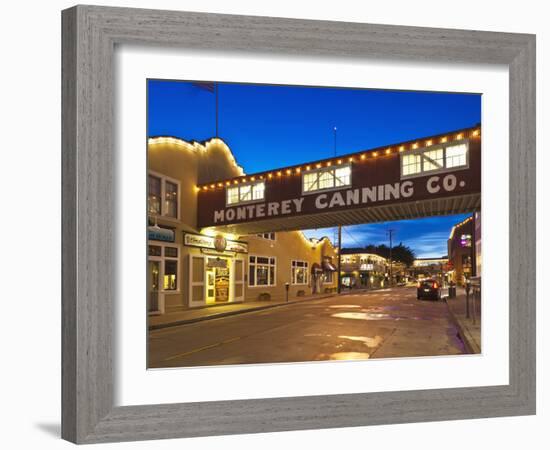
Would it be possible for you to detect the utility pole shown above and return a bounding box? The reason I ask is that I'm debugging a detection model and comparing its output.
[337,225,342,294]
[333,125,343,295]
[332,126,339,250]
[387,229,395,287]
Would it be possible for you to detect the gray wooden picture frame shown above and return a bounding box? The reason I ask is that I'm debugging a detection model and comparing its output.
[61,5,536,444]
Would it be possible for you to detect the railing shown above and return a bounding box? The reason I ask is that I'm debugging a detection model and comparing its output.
[465,276,481,325]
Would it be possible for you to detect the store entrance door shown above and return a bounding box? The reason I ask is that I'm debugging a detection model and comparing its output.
[206,258,230,303]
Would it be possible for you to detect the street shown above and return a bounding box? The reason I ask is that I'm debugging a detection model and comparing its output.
[148,286,466,368]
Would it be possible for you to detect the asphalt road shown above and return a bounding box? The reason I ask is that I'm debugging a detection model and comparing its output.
[148,286,466,368]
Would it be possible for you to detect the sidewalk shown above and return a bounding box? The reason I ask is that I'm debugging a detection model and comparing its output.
[148,291,338,330]
[445,289,481,354]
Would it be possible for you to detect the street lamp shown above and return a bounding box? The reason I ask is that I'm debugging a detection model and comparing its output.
[387,229,395,287]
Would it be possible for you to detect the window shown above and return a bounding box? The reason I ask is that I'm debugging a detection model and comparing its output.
[402,154,422,176]
[446,144,468,168]
[291,260,309,285]
[148,173,180,219]
[334,166,351,187]
[400,141,469,178]
[256,232,275,240]
[147,244,180,292]
[462,255,472,269]
[422,148,444,171]
[148,245,162,257]
[148,175,161,215]
[324,270,334,284]
[164,260,178,290]
[227,181,265,205]
[302,164,352,193]
[164,181,178,218]
[249,255,276,287]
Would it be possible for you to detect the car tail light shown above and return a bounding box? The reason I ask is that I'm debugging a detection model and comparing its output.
[433,282,438,289]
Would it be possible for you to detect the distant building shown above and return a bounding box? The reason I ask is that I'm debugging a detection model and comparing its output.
[339,249,389,289]
[447,214,480,286]
[410,257,448,281]
[474,211,482,277]
[339,249,410,288]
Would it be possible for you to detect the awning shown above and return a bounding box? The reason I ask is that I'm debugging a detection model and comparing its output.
[322,261,337,271]
[311,263,323,274]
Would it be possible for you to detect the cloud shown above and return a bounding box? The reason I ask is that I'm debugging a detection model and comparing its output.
[301,213,470,258]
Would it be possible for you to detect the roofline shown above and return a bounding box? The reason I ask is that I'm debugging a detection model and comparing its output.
[147,136,246,176]
[414,256,448,261]
[448,215,474,240]
[195,124,481,188]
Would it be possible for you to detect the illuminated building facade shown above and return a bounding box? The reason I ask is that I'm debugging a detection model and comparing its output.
[339,250,389,288]
[148,125,481,313]
[147,137,337,314]
[447,215,480,285]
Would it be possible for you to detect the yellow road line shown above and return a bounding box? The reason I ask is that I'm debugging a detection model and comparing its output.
[163,337,241,362]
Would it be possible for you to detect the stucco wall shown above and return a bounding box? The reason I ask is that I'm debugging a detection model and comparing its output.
[148,138,338,310]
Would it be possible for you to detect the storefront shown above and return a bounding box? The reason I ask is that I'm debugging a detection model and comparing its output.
[184,232,247,308]
[339,251,388,289]
[447,215,478,286]
[147,136,338,314]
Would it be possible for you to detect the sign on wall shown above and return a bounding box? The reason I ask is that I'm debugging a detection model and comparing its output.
[184,232,248,254]
[148,225,175,242]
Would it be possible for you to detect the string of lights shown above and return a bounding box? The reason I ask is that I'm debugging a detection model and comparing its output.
[151,127,481,192]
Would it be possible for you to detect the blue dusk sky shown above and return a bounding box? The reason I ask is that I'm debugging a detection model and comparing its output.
[147,80,480,257]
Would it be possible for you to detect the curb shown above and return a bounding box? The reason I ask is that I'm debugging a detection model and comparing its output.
[149,293,337,331]
[444,298,480,354]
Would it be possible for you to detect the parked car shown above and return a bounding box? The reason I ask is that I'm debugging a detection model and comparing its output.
[417,279,441,300]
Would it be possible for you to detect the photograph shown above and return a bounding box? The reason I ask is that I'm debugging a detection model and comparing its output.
[146,80,482,368]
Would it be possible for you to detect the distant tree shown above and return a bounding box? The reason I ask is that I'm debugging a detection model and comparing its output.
[391,242,416,267]
[344,242,415,267]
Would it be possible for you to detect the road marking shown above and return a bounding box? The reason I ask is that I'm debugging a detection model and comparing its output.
[163,337,241,361]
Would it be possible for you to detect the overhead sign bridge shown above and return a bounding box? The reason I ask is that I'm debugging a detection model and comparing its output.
[197,126,481,234]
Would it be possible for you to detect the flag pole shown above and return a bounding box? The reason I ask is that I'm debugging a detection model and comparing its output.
[215,82,219,138]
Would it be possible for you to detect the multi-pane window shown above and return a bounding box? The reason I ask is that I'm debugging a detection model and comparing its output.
[148,173,180,219]
[291,260,309,285]
[164,181,178,218]
[147,244,179,292]
[227,182,265,205]
[334,166,351,187]
[148,175,161,215]
[402,154,422,176]
[227,187,239,205]
[256,232,275,240]
[302,164,352,193]
[401,141,469,178]
[422,148,444,171]
[446,144,468,168]
[249,255,276,287]
[252,183,264,200]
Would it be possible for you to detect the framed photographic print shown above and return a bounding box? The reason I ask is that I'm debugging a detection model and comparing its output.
[62,5,536,444]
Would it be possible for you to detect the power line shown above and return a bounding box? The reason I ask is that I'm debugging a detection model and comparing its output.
[342,226,363,248]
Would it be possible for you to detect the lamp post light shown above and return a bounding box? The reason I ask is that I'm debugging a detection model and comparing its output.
[387,228,395,287]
